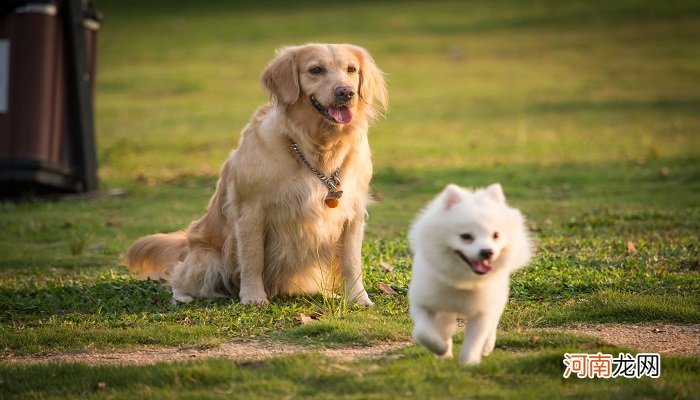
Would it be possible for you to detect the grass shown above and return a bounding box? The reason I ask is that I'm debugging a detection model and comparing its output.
[3,347,700,399]
[1,0,699,398]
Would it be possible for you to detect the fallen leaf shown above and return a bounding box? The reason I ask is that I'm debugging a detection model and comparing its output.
[377,282,398,296]
[309,311,322,320]
[295,313,314,325]
[379,260,395,272]
[627,240,638,254]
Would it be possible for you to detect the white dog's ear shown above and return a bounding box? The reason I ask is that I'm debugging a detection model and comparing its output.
[484,183,506,204]
[349,45,388,122]
[442,184,463,210]
[262,47,300,107]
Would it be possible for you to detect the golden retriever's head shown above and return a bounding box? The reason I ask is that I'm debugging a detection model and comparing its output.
[262,44,388,127]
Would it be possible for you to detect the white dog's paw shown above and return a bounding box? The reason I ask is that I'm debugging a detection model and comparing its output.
[435,340,453,360]
[413,328,449,356]
[171,288,194,304]
[458,348,482,366]
[435,338,454,359]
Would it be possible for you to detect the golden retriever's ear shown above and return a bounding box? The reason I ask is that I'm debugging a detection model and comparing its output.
[261,47,300,106]
[350,45,388,121]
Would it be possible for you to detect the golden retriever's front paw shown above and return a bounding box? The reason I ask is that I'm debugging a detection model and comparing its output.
[171,287,194,304]
[351,291,374,307]
[240,295,269,305]
[239,287,269,305]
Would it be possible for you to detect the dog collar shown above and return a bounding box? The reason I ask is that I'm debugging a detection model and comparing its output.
[288,138,343,208]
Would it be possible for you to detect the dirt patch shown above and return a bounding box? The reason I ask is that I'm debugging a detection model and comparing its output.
[558,323,700,356]
[3,323,698,366]
[2,341,413,366]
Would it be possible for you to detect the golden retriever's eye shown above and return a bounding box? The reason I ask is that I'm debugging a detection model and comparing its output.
[493,232,499,240]
[460,233,474,243]
[347,65,357,74]
[309,66,324,75]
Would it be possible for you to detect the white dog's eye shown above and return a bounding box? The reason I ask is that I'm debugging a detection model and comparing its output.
[309,66,324,75]
[347,65,357,74]
[460,233,474,243]
[493,232,500,240]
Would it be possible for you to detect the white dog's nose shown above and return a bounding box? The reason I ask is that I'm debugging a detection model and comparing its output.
[479,249,494,260]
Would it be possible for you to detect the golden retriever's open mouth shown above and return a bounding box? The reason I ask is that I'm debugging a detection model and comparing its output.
[310,95,353,124]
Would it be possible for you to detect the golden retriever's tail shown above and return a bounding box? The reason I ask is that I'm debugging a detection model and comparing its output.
[123,232,188,281]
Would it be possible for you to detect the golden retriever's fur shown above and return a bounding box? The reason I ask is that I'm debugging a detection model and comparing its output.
[124,44,387,305]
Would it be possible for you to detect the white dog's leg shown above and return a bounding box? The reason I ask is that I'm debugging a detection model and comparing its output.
[481,317,500,357]
[411,305,449,356]
[339,216,373,307]
[481,291,508,357]
[434,312,457,359]
[235,206,268,304]
[459,313,496,366]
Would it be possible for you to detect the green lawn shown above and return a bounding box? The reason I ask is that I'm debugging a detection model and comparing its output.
[1,0,699,398]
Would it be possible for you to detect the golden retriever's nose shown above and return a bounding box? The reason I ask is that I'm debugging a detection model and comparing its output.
[334,86,355,101]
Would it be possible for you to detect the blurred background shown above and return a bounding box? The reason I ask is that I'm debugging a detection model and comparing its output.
[95,0,699,169]
[1,0,698,254]
[89,0,700,235]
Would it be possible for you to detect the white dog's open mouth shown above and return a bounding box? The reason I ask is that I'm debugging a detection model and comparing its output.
[455,250,493,275]
[310,95,353,124]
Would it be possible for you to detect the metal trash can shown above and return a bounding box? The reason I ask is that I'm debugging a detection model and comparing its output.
[0,0,100,197]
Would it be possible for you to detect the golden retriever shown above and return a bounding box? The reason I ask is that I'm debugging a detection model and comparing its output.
[124,44,387,306]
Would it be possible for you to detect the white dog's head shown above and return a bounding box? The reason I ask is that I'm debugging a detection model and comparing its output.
[442,184,512,275]
[410,183,532,279]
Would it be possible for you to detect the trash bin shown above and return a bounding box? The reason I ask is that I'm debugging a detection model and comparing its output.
[0,0,100,197]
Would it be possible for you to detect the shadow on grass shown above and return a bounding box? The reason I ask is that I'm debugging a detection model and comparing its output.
[540,290,700,325]
[0,279,174,324]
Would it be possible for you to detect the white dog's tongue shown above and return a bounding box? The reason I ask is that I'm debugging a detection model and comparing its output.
[471,260,493,275]
[328,107,352,124]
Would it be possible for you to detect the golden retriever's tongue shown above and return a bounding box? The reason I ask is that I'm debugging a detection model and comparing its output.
[328,107,352,124]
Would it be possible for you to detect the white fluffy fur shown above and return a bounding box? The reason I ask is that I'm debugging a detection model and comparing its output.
[408,183,533,365]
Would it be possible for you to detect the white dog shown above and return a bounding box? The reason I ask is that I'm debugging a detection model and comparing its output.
[408,183,533,365]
